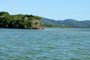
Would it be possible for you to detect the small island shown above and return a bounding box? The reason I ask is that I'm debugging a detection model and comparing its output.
[0,12,43,29]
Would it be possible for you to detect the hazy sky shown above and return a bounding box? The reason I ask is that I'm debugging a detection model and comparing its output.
[0,0,90,20]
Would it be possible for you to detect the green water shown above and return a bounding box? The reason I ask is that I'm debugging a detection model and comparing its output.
[0,28,90,60]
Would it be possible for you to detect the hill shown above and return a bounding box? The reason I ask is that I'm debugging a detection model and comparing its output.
[42,18,90,28]
[0,12,42,29]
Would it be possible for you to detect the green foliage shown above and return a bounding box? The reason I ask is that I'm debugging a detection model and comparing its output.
[34,16,41,20]
[0,12,9,16]
[0,12,42,29]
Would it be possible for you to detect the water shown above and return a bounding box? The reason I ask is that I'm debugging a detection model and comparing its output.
[0,28,90,60]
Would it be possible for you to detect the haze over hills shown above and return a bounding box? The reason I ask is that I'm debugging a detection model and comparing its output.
[42,17,90,28]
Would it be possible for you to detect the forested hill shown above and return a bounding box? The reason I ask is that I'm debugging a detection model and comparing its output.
[0,12,42,29]
[42,18,90,28]
[0,11,90,29]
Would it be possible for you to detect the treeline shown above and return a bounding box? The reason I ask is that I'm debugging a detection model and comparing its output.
[0,12,42,29]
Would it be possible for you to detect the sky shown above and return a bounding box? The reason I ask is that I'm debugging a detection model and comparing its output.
[0,0,90,20]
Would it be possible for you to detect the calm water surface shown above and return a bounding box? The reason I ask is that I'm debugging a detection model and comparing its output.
[0,28,90,60]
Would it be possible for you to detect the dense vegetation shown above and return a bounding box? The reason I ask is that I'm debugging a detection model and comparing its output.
[0,12,42,29]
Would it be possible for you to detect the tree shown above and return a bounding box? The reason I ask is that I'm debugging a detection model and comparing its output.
[0,12,9,16]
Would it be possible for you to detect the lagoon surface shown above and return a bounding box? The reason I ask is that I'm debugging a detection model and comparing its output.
[0,28,90,60]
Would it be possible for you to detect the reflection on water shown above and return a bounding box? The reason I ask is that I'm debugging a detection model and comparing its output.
[0,28,90,60]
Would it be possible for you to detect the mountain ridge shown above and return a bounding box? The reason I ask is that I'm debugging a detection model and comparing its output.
[42,17,90,28]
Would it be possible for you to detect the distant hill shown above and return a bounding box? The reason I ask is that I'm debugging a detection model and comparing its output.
[42,17,90,28]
